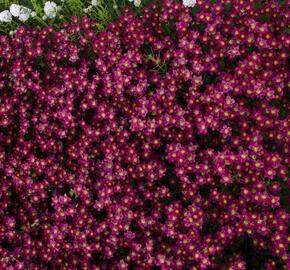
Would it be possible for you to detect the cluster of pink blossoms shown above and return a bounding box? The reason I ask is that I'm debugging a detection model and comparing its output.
[0,0,289,269]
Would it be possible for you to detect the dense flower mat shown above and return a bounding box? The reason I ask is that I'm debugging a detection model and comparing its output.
[0,0,289,269]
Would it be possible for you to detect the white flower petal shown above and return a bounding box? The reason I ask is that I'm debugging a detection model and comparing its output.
[133,0,141,7]
[44,1,58,19]
[183,0,197,7]
[17,6,31,21]
[19,12,30,22]
[91,0,99,6]
[0,10,12,22]
[10,4,21,17]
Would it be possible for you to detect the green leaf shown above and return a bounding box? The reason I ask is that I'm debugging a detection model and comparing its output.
[69,189,78,198]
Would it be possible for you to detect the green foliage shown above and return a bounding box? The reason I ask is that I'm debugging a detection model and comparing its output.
[29,0,43,15]
[87,2,113,31]
[145,48,168,74]
[0,0,156,34]
[69,189,78,199]
[65,0,84,17]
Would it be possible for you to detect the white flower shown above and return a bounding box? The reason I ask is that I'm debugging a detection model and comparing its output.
[44,1,58,19]
[19,12,30,22]
[19,7,31,21]
[91,0,99,6]
[10,4,21,17]
[133,0,141,7]
[10,4,31,21]
[0,10,12,23]
[84,5,92,13]
[30,11,37,18]
[182,0,197,7]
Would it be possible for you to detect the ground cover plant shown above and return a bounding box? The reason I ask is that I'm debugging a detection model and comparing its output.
[0,0,150,34]
[0,0,289,269]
